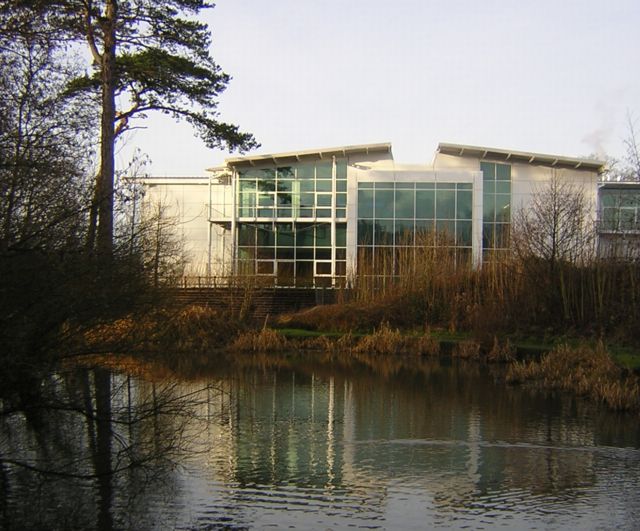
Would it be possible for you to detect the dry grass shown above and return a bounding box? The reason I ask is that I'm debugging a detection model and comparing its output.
[229,327,288,352]
[506,343,640,412]
[352,322,440,356]
[83,304,242,355]
[452,340,481,360]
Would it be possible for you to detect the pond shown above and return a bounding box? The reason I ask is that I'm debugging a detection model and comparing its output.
[1,353,639,530]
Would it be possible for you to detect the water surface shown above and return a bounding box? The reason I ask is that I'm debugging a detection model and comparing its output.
[2,354,639,529]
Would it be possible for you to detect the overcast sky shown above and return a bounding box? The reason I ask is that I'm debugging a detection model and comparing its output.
[117,0,640,176]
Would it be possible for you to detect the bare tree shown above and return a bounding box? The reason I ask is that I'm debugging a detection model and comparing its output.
[512,175,595,273]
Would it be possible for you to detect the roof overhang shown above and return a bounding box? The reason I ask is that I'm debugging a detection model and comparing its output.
[599,181,640,189]
[437,142,605,172]
[220,142,393,169]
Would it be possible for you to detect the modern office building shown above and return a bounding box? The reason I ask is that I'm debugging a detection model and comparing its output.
[142,142,617,286]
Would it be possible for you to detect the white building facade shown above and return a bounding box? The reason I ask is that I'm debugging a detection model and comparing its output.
[142,142,606,286]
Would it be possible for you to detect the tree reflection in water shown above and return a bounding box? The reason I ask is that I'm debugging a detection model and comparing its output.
[0,364,217,530]
[1,352,639,530]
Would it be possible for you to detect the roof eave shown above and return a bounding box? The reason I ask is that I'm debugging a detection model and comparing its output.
[437,142,605,172]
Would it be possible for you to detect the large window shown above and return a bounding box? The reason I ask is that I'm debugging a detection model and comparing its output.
[480,161,511,259]
[237,222,347,286]
[600,188,640,232]
[237,159,347,220]
[357,181,473,275]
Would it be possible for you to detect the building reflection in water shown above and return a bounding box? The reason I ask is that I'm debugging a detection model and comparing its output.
[2,356,639,529]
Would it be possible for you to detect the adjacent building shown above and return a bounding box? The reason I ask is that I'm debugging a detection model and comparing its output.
[142,142,633,287]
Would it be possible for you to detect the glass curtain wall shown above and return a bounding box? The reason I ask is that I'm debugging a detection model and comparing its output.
[600,188,640,232]
[235,159,347,286]
[357,182,473,281]
[480,162,511,259]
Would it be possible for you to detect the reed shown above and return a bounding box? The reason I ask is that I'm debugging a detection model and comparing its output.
[506,343,640,412]
[229,327,288,352]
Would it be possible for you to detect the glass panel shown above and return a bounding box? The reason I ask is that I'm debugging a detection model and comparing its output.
[298,208,313,218]
[436,190,455,219]
[483,195,495,222]
[358,220,374,245]
[296,249,314,260]
[395,190,415,218]
[316,179,332,192]
[256,247,274,259]
[277,193,292,206]
[375,219,394,245]
[316,262,332,275]
[416,182,434,189]
[336,159,347,180]
[277,208,292,217]
[277,166,294,179]
[257,261,274,274]
[435,182,455,190]
[257,208,273,217]
[483,181,495,194]
[315,224,331,247]
[395,219,414,245]
[237,247,254,260]
[456,190,472,220]
[335,261,347,276]
[416,190,435,219]
[358,190,374,218]
[358,182,373,189]
[480,162,495,181]
[315,249,331,259]
[296,223,314,246]
[317,194,332,207]
[256,224,275,246]
[258,193,274,206]
[276,180,292,192]
[300,180,315,192]
[336,208,346,218]
[336,248,346,259]
[374,182,394,189]
[336,224,346,247]
[276,224,294,247]
[496,181,511,194]
[296,164,314,180]
[600,191,616,208]
[316,162,332,179]
[496,163,511,181]
[299,193,314,207]
[296,261,314,283]
[602,206,618,229]
[456,220,472,246]
[494,223,510,248]
[436,220,455,241]
[396,182,415,189]
[495,194,511,222]
[336,193,347,207]
[375,190,394,218]
[336,180,347,192]
[276,248,295,259]
[483,223,494,248]
[415,219,434,239]
[237,224,256,246]
[239,180,256,192]
[316,209,331,218]
[457,183,473,190]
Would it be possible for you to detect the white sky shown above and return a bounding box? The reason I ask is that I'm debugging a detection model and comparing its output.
[117,0,640,176]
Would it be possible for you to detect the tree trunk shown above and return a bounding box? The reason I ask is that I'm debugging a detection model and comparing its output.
[96,1,117,260]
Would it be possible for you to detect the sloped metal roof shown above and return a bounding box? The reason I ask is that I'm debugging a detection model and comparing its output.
[437,142,605,171]
[223,142,392,168]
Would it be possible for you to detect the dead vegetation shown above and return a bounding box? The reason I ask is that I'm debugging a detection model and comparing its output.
[506,343,640,412]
